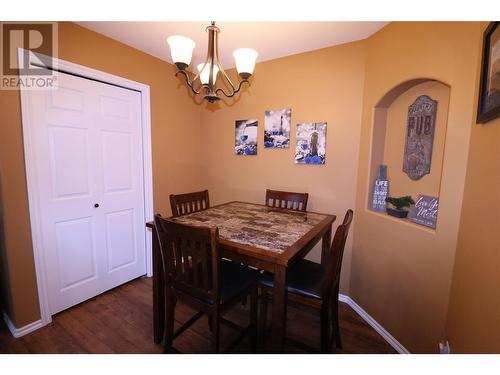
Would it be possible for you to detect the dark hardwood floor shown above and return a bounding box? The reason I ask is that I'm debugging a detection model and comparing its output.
[0,277,396,354]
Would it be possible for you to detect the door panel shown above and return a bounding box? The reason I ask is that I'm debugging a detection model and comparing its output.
[55,216,97,290]
[48,125,90,198]
[105,209,137,272]
[100,95,130,120]
[28,70,146,315]
[49,86,85,112]
[101,131,133,193]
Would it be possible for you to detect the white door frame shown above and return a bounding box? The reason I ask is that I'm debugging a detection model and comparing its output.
[18,50,154,329]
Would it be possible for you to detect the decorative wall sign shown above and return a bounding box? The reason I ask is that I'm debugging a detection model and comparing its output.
[410,195,439,229]
[402,95,438,180]
[264,108,291,148]
[477,21,500,123]
[295,122,327,165]
[235,119,258,155]
[371,165,389,212]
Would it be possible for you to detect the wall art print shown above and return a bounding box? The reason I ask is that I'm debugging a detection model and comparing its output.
[264,108,291,148]
[295,122,327,165]
[235,119,258,155]
[402,95,437,180]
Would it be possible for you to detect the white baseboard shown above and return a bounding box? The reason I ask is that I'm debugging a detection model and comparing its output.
[2,310,44,338]
[339,294,410,354]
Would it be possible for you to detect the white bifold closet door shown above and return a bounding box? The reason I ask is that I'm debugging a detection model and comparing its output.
[27,71,146,315]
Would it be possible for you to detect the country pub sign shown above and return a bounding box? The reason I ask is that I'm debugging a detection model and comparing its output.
[402,95,438,180]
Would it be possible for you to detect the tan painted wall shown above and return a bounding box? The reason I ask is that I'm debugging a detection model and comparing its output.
[445,22,500,353]
[199,42,366,293]
[382,81,450,199]
[351,22,481,353]
[0,22,203,327]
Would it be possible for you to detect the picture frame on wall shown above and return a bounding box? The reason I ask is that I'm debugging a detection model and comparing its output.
[295,122,327,164]
[477,21,500,123]
[264,108,291,148]
[235,119,258,155]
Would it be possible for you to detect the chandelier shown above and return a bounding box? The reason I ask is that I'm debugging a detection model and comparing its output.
[167,22,258,103]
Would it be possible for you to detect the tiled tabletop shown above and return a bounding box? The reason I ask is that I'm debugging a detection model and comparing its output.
[171,201,328,254]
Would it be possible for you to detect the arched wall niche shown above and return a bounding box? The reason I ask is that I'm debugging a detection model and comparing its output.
[368,78,451,228]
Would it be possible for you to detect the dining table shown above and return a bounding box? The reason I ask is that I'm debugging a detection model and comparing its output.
[146,201,336,353]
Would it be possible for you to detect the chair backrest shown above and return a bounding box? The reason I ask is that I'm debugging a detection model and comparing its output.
[265,189,309,211]
[322,209,354,297]
[170,190,210,217]
[154,214,219,303]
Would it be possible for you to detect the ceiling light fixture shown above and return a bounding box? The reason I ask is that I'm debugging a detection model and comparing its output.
[167,22,258,103]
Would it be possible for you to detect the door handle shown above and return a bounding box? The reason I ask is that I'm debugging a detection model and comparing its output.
[94,203,99,208]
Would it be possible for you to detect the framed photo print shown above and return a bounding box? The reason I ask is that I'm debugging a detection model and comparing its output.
[477,21,500,123]
[235,119,258,155]
[295,122,327,165]
[264,108,291,148]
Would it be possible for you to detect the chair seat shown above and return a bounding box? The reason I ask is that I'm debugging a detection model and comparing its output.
[205,259,259,304]
[259,259,324,300]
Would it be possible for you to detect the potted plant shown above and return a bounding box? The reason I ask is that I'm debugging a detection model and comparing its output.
[385,196,415,218]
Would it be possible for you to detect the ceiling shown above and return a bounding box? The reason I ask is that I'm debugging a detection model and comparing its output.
[77,22,388,69]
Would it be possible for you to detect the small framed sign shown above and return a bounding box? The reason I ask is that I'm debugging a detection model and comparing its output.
[410,195,439,229]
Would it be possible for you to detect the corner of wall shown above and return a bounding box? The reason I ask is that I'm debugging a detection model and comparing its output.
[0,171,14,323]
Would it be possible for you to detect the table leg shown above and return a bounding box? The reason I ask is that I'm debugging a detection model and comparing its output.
[321,225,332,266]
[271,265,287,353]
[152,226,165,344]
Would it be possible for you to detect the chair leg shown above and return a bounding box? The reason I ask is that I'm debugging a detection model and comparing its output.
[163,293,176,353]
[320,300,331,353]
[332,297,342,350]
[211,313,220,353]
[258,288,269,352]
[258,289,268,351]
[250,286,258,352]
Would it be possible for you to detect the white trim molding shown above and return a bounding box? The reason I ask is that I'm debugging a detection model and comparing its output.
[2,311,43,338]
[18,49,154,332]
[339,294,410,354]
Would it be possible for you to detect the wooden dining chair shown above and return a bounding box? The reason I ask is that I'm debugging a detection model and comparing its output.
[169,189,210,217]
[258,209,353,353]
[265,189,309,211]
[154,214,259,353]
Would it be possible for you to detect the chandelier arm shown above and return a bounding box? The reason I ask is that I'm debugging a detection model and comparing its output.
[217,64,238,94]
[192,44,215,94]
[215,78,249,98]
[175,70,202,95]
[191,68,202,84]
[175,48,211,94]
[213,34,238,93]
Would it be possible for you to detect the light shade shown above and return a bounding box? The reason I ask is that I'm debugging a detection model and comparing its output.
[233,48,258,76]
[167,35,195,66]
[197,63,219,84]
